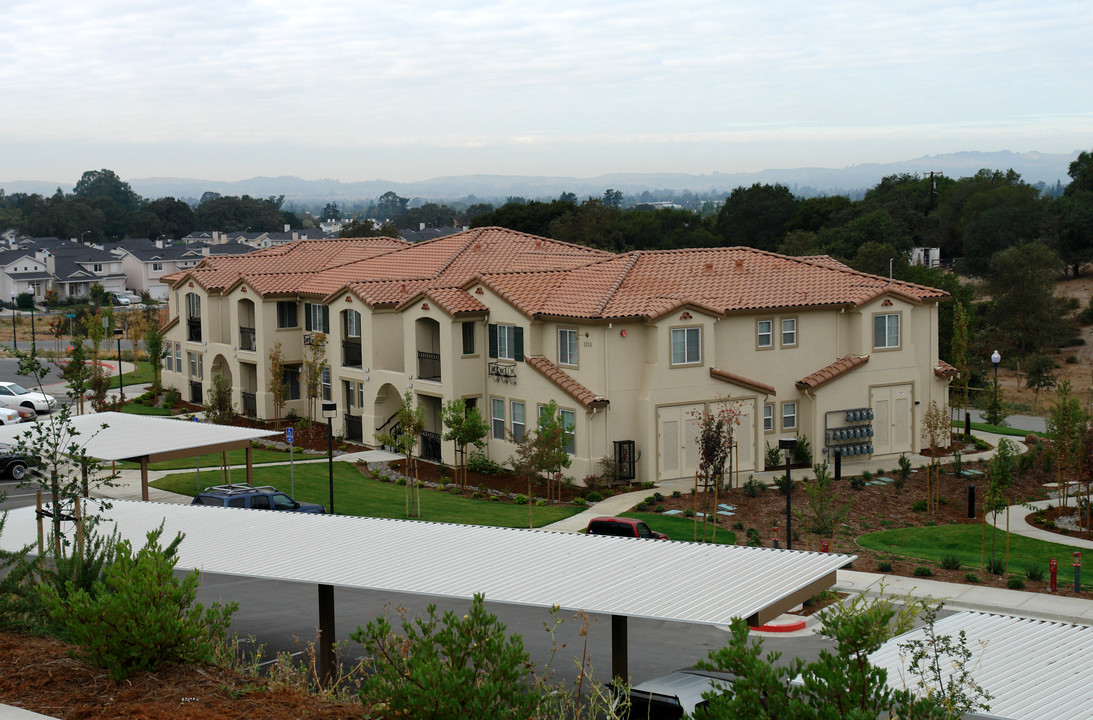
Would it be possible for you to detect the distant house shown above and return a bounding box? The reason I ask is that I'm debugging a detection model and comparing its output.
[43,244,128,300]
[910,247,941,268]
[0,249,52,301]
[115,238,256,299]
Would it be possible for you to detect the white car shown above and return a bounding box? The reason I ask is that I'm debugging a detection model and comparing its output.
[0,382,57,414]
[0,407,25,425]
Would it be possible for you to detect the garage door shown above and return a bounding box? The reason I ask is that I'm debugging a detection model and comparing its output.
[870,384,913,456]
[658,404,702,481]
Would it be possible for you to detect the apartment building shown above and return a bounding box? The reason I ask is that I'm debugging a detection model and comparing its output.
[160,227,952,484]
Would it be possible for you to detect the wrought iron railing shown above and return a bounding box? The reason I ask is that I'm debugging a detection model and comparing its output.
[417,351,441,381]
[488,361,517,384]
[241,391,257,417]
[343,340,362,368]
[187,318,202,342]
[421,431,442,461]
[239,327,256,351]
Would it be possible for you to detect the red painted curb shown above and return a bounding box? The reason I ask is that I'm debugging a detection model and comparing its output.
[749,619,806,633]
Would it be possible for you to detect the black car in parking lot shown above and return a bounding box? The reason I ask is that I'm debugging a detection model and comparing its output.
[0,448,33,480]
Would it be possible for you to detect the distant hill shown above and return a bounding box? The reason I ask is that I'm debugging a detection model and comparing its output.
[2,150,1078,203]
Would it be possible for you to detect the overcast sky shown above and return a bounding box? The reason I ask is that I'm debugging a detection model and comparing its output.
[2,0,1090,185]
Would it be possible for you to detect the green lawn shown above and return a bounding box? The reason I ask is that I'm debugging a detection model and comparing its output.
[120,446,308,471]
[952,420,1047,439]
[859,523,1087,581]
[151,463,584,528]
[118,403,173,416]
[620,511,737,544]
[112,360,157,391]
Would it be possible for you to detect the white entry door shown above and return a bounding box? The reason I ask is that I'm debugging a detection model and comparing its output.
[729,398,755,475]
[870,384,913,455]
[658,404,703,481]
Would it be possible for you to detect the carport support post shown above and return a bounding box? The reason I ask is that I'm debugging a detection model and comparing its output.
[140,457,149,501]
[245,445,254,487]
[318,584,335,686]
[611,614,628,684]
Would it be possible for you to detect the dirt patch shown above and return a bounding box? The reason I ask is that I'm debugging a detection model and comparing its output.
[0,633,360,720]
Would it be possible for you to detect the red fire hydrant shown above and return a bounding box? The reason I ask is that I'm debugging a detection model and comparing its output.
[1049,558,1058,593]
[1074,552,1082,594]
[772,525,779,549]
[820,539,830,553]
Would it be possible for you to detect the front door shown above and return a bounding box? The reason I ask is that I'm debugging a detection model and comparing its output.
[657,404,703,481]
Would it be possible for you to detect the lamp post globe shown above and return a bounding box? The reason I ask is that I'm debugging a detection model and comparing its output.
[991,350,1001,423]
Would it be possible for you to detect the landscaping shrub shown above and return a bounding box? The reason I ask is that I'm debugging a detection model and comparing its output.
[860,469,873,483]
[467,452,504,475]
[1065,354,1079,364]
[986,556,1006,575]
[964,573,981,583]
[743,475,765,497]
[396,477,407,486]
[876,561,893,572]
[352,593,543,720]
[683,509,695,518]
[448,487,462,495]
[534,498,548,506]
[912,566,933,577]
[940,555,962,571]
[911,500,927,512]
[488,495,500,502]
[641,481,655,489]
[654,504,665,513]
[635,502,648,511]
[850,475,865,491]
[572,497,586,506]
[653,492,664,502]
[897,454,912,484]
[472,491,486,500]
[732,521,744,530]
[671,490,682,499]
[585,491,603,502]
[40,526,236,681]
[1024,564,1046,582]
[644,495,657,504]
[764,442,781,468]
[745,528,762,547]
[512,494,528,505]
[774,474,793,495]
[791,433,812,466]
[1006,577,1026,590]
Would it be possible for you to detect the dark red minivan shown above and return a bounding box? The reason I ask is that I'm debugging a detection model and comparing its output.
[585,516,668,540]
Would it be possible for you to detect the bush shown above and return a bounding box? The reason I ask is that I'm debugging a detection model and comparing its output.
[964,573,981,583]
[940,554,962,571]
[764,442,781,468]
[860,469,874,483]
[912,500,928,512]
[774,474,793,496]
[163,388,180,409]
[585,491,603,502]
[745,528,762,547]
[572,497,587,506]
[743,475,765,497]
[1006,577,1026,590]
[986,556,1006,575]
[635,502,648,511]
[850,476,865,491]
[913,566,933,577]
[644,495,657,504]
[467,452,504,475]
[641,481,655,489]
[534,498,548,506]
[512,494,528,505]
[1024,564,1046,582]
[40,526,236,681]
[1066,354,1079,364]
[683,509,695,518]
[876,561,893,572]
[791,433,812,466]
[352,593,543,720]
[488,495,500,502]
[671,490,682,499]
[897,454,912,482]
[732,521,744,530]
[654,504,665,513]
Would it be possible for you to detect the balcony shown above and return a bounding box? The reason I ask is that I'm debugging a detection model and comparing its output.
[187,318,202,342]
[488,361,517,384]
[343,339,362,368]
[189,381,203,405]
[241,391,257,417]
[417,351,441,382]
[239,327,256,352]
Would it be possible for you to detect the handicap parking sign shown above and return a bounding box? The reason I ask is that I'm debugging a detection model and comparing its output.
[286,427,294,444]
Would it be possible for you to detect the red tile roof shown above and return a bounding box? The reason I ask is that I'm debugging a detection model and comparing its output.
[524,356,609,409]
[934,360,957,378]
[796,355,870,390]
[709,368,776,396]
[164,229,949,323]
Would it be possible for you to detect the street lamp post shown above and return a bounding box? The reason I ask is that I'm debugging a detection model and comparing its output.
[779,437,798,550]
[9,293,15,351]
[114,328,124,400]
[29,294,35,355]
[991,349,1001,423]
[322,401,338,514]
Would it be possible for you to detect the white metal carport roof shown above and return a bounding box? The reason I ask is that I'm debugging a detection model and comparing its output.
[868,611,1093,720]
[1,500,854,679]
[0,412,280,498]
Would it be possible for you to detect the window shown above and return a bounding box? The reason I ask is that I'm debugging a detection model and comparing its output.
[560,409,576,455]
[321,367,331,401]
[491,398,505,440]
[558,328,578,366]
[488,324,523,361]
[874,313,900,349]
[356,382,364,408]
[93,263,102,272]
[462,322,475,355]
[345,310,361,338]
[250,495,270,510]
[152,262,163,272]
[284,366,301,400]
[763,403,774,432]
[670,327,701,365]
[781,318,797,346]
[305,303,330,333]
[511,401,526,441]
[174,343,182,373]
[188,352,203,379]
[276,301,298,328]
[782,402,797,431]
[757,319,773,348]
[187,293,200,319]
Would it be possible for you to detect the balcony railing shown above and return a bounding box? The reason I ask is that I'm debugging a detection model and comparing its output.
[417,351,441,381]
[421,430,442,462]
[187,318,202,342]
[189,381,203,405]
[343,339,362,368]
[241,391,257,417]
[345,414,362,442]
[488,361,517,384]
[239,327,256,352]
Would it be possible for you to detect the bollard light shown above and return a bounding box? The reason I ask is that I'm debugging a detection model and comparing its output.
[779,437,798,550]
